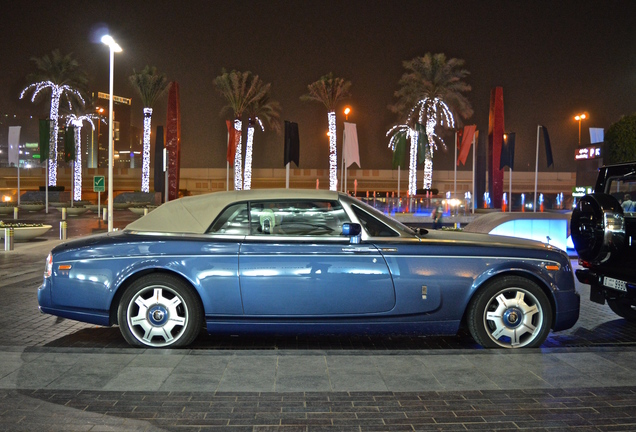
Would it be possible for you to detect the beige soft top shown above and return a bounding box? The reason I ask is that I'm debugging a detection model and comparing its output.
[125,188,340,234]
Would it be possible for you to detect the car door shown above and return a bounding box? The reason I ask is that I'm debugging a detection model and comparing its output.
[238,199,396,316]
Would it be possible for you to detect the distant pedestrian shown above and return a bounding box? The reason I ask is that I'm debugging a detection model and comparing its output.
[432,205,443,229]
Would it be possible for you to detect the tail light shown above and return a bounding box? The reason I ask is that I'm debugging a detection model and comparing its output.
[44,253,52,278]
[578,258,591,268]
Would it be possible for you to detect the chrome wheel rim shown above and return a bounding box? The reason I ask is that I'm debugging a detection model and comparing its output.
[126,285,188,347]
[482,288,544,348]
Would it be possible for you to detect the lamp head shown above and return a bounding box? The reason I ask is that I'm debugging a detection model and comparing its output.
[101,35,122,52]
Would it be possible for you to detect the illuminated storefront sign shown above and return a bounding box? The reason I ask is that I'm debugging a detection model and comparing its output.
[575,146,602,160]
[572,186,594,197]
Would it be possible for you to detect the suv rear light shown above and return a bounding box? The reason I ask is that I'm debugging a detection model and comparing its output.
[44,253,52,278]
[578,258,592,268]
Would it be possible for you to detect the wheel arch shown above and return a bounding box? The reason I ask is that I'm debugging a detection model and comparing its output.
[108,268,204,326]
[461,269,557,329]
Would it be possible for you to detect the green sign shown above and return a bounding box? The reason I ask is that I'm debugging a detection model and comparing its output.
[572,186,593,198]
[93,176,105,192]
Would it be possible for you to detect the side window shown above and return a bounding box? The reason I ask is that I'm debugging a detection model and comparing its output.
[351,205,399,237]
[249,200,350,236]
[609,176,636,214]
[207,203,250,234]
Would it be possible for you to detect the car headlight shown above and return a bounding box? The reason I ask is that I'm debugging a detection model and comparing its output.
[44,253,52,278]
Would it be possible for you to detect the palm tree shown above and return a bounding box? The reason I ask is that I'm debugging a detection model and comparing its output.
[129,66,169,193]
[301,73,351,191]
[389,53,473,194]
[387,123,427,194]
[214,70,269,190]
[243,95,282,190]
[20,49,87,186]
[65,111,101,202]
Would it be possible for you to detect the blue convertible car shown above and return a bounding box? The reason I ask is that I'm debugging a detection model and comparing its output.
[38,189,579,349]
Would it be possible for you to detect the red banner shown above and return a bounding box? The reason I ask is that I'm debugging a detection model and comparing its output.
[457,125,476,166]
[166,82,181,201]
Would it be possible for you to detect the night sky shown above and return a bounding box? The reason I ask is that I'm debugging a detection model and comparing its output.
[1,0,634,173]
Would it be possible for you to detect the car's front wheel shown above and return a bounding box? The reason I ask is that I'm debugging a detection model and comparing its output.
[607,299,636,322]
[117,274,202,348]
[467,276,552,348]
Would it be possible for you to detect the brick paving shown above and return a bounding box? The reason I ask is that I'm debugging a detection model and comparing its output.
[3,388,636,431]
[3,211,636,430]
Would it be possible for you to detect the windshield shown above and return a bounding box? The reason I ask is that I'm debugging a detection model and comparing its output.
[340,194,417,236]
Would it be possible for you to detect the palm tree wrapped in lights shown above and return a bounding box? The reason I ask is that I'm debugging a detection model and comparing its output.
[387,122,427,195]
[64,112,102,202]
[389,53,473,195]
[301,73,352,191]
[20,50,87,186]
[129,66,169,193]
[244,95,282,190]
[214,70,270,190]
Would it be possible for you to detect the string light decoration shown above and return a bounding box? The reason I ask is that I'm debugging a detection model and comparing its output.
[20,81,84,186]
[66,114,97,201]
[387,124,419,196]
[141,108,153,192]
[408,97,455,190]
[234,119,243,190]
[243,118,264,190]
[328,111,337,190]
[244,126,255,190]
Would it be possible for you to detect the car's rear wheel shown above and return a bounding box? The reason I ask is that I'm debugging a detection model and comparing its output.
[117,274,202,348]
[467,276,552,348]
[607,299,636,322]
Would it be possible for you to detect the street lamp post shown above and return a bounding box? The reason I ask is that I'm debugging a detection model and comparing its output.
[574,113,587,146]
[341,107,352,192]
[101,35,121,233]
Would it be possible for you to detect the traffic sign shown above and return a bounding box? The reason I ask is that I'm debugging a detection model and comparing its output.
[93,176,105,192]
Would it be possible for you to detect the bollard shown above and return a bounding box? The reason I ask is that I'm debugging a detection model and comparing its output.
[61,207,67,221]
[60,221,67,240]
[143,208,148,216]
[4,228,14,251]
[103,208,107,221]
[13,207,18,220]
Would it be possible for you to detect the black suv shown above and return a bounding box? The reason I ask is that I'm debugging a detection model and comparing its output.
[572,161,636,320]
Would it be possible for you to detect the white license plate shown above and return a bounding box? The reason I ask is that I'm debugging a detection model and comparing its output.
[603,276,628,292]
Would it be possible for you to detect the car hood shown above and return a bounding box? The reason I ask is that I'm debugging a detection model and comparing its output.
[420,229,560,253]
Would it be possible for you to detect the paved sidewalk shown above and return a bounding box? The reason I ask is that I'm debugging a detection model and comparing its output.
[3,346,636,393]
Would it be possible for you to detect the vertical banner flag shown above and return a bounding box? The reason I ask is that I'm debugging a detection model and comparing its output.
[499,132,515,170]
[589,128,604,144]
[343,122,360,168]
[284,121,300,167]
[153,126,165,195]
[165,82,181,201]
[541,125,554,167]
[226,119,237,163]
[457,125,476,166]
[38,119,50,162]
[8,126,20,166]
[64,126,76,162]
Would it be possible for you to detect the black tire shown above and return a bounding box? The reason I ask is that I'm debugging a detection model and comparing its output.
[467,276,553,348]
[571,193,625,263]
[607,299,636,322]
[117,274,202,348]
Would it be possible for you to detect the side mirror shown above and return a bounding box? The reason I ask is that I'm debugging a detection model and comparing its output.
[342,223,362,244]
